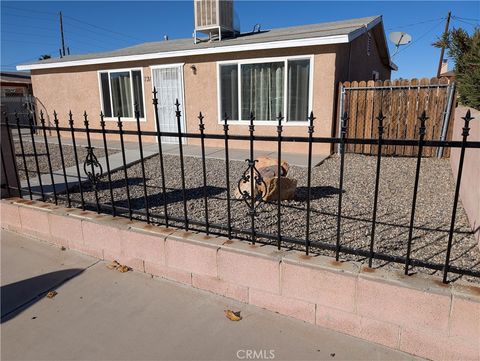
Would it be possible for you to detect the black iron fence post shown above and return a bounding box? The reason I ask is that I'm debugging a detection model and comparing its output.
[249,112,256,244]
[28,114,45,200]
[305,111,316,255]
[135,103,150,224]
[152,88,169,227]
[3,114,22,198]
[223,113,232,239]
[40,111,57,204]
[53,111,71,207]
[276,112,284,250]
[100,112,116,217]
[368,111,385,268]
[15,113,32,199]
[443,110,474,283]
[198,112,209,234]
[405,110,428,275]
[175,99,189,231]
[116,114,133,220]
[83,112,99,212]
[68,111,85,210]
[335,111,348,261]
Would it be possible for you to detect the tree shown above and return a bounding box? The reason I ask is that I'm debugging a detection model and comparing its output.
[38,54,51,60]
[434,27,480,110]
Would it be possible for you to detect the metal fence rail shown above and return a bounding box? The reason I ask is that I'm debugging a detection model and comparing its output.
[1,89,479,284]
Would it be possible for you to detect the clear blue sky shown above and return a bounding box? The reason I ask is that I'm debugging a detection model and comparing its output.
[1,1,478,79]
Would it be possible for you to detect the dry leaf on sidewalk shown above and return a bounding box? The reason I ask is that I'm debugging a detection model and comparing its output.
[106,261,131,273]
[46,291,58,299]
[224,309,242,321]
[117,265,131,273]
[107,260,120,270]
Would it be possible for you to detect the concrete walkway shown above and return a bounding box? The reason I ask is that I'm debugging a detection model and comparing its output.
[1,230,420,361]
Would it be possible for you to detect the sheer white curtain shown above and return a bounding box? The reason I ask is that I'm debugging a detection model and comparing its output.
[220,65,238,120]
[111,72,133,118]
[241,62,284,121]
[287,60,310,121]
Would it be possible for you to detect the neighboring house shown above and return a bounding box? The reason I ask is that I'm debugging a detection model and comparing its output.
[0,71,34,121]
[0,71,32,97]
[439,59,455,80]
[17,13,396,154]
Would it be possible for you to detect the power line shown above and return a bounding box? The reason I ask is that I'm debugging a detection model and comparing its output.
[2,22,129,48]
[386,17,445,31]
[62,20,136,46]
[1,38,59,47]
[1,22,57,32]
[3,11,140,46]
[454,16,480,22]
[2,30,59,39]
[1,12,56,22]
[2,4,58,16]
[452,17,479,27]
[62,14,144,42]
[393,19,445,57]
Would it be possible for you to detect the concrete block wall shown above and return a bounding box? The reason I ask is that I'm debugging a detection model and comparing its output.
[1,198,479,361]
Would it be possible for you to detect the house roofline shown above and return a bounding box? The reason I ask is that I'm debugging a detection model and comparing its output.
[17,15,394,71]
[17,34,350,71]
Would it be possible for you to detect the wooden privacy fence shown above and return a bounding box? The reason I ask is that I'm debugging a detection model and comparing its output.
[337,77,456,157]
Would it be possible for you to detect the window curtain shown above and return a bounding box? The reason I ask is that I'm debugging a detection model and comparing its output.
[100,73,112,117]
[132,71,144,117]
[287,60,310,121]
[111,72,133,118]
[241,62,284,121]
[220,65,238,120]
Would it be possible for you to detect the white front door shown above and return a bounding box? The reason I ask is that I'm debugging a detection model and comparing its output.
[151,65,185,144]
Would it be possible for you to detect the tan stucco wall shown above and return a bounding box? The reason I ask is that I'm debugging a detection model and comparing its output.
[31,46,338,153]
[450,106,480,244]
[31,33,391,154]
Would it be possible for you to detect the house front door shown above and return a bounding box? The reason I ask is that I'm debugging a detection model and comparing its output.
[151,65,185,144]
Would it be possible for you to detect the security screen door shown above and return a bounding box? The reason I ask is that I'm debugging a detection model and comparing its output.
[151,65,185,143]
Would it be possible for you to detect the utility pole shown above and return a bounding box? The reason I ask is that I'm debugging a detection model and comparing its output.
[59,11,66,57]
[436,11,451,78]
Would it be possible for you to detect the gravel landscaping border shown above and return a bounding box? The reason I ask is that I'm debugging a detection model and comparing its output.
[50,152,479,283]
[14,140,117,180]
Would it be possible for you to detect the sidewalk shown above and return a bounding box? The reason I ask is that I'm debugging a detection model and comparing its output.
[1,230,420,361]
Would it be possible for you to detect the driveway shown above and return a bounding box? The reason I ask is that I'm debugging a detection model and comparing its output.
[1,230,421,361]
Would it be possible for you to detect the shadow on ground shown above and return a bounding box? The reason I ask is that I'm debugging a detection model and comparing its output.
[1,268,84,323]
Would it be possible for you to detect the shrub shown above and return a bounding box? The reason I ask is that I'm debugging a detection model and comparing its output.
[434,27,480,110]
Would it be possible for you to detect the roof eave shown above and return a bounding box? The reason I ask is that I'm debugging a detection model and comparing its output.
[17,34,351,71]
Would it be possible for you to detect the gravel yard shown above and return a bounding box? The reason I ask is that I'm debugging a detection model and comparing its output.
[57,152,479,283]
[14,140,116,180]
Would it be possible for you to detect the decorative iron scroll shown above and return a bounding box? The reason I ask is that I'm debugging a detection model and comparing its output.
[237,159,266,215]
[84,146,103,187]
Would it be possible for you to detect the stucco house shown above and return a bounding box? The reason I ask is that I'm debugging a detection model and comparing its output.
[17,14,396,154]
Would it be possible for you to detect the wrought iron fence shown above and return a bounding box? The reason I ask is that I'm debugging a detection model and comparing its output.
[1,89,479,284]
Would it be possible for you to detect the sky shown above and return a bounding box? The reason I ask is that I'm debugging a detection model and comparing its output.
[1,1,478,79]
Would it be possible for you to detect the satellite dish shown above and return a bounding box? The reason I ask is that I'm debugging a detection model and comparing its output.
[390,32,412,46]
[389,32,412,57]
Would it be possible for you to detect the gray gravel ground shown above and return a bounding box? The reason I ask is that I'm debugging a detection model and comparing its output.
[55,152,479,283]
[14,140,116,180]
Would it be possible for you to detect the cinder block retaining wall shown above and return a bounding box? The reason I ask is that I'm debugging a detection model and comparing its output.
[1,198,479,361]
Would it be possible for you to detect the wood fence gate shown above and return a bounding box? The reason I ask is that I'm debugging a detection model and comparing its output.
[336,78,456,157]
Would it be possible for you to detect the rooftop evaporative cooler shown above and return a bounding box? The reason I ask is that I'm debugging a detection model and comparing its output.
[194,0,239,43]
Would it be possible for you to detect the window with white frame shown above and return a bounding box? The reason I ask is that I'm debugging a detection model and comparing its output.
[99,69,144,118]
[219,57,312,122]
